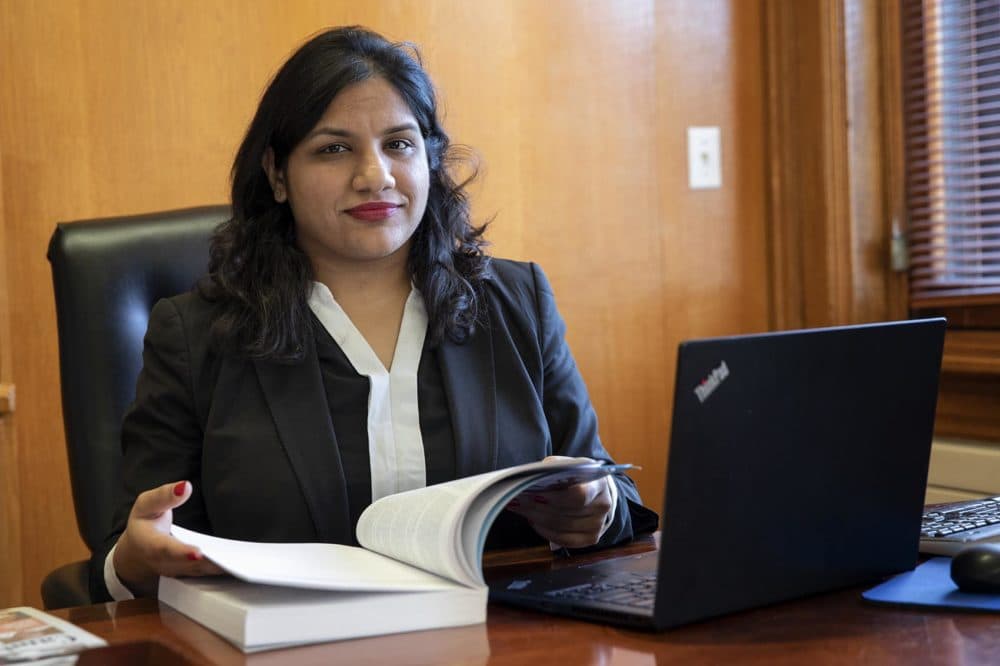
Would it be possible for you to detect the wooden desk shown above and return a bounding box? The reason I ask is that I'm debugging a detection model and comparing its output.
[52,536,1000,665]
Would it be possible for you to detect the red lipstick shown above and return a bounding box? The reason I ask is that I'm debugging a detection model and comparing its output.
[346,202,400,222]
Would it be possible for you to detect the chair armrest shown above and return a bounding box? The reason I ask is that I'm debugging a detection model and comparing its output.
[41,560,92,609]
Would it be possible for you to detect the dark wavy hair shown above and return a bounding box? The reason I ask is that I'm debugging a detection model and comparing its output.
[201,26,490,361]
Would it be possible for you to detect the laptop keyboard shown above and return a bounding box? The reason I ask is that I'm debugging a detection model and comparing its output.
[544,571,658,609]
[920,496,1000,554]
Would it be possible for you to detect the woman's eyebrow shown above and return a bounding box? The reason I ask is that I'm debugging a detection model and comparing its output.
[305,122,420,140]
[304,127,352,140]
[383,122,420,135]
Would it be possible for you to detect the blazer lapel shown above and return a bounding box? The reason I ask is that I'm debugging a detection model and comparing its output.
[254,341,353,545]
[438,320,498,477]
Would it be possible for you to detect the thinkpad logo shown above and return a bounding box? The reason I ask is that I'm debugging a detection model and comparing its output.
[694,361,729,403]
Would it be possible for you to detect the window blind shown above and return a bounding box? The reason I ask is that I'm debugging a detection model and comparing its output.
[904,0,1000,307]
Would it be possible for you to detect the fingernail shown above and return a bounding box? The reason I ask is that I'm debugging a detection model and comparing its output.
[187,552,200,561]
[507,499,520,508]
[173,481,187,497]
[533,495,549,504]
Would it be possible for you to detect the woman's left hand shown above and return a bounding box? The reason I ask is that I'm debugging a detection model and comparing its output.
[506,457,615,548]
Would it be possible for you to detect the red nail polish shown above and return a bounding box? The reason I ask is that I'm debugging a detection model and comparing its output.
[507,499,520,508]
[173,481,187,497]
[533,495,549,504]
[187,552,200,561]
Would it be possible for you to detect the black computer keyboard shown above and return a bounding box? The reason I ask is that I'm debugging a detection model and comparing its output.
[543,571,658,609]
[920,495,1000,556]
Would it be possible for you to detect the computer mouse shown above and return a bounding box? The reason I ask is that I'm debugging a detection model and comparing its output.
[950,543,1000,593]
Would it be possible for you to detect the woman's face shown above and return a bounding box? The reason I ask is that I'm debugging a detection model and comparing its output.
[267,76,430,274]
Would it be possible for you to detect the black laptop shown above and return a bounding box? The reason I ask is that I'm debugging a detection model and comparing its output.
[489,318,946,630]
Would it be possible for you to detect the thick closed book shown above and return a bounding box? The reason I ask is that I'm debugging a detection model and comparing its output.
[158,577,486,652]
[159,459,631,651]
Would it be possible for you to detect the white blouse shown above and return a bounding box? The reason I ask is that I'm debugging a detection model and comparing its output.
[306,281,429,501]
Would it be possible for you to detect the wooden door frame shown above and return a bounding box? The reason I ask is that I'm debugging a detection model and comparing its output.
[763,0,907,330]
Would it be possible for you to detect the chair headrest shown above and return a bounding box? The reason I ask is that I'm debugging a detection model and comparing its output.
[47,206,230,551]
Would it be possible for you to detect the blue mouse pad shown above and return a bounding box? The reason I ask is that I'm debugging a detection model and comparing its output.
[863,558,1000,611]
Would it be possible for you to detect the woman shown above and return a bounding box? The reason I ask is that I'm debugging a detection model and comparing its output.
[94,26,654,601]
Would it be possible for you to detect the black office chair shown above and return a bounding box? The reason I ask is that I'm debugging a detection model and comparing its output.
[42,206,230,609]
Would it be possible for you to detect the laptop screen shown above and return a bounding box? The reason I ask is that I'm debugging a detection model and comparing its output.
[489,318,945,631]
[653,318,945,628]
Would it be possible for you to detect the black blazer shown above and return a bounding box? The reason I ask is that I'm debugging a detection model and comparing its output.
[91,259,653,600]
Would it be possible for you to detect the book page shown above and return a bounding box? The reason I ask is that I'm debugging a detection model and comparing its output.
[456,462,635,583]
[355,472,503,586]
[171,525,457,592]
[356,459,628,586]
[172,460,630,592]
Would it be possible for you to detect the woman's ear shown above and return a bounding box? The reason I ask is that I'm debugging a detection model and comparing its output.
[262,147,288,203]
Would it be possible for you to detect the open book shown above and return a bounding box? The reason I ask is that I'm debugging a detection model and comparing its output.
[160,458,631,652]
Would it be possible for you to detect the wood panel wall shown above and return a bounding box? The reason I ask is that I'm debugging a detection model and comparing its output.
[0,0,770,607]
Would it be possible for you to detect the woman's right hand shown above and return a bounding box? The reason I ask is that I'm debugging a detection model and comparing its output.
[112,480,224,597]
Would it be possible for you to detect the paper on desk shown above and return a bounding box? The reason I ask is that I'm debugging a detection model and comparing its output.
[171,525,459,592]
[0,606,106,662]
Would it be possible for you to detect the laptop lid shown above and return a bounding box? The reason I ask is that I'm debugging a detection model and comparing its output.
[652,317,945,628]
[488,318,945,630]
